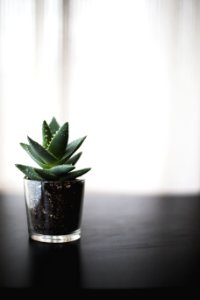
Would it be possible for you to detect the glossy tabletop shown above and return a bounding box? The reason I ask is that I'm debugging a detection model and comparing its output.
[0,192,200,289]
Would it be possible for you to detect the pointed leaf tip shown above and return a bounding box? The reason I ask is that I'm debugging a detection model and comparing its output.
[60,167,91,180]
[60,136,87,163]
[20,143,46,168]
[66,152,82,165]
[15,164,43,180]
[49,117,60,135]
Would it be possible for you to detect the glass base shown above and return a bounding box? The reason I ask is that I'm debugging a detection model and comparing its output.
[30,229,81,243]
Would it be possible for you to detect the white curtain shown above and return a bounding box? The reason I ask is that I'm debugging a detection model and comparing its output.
[1,0,200,194]
[0,0,69,192]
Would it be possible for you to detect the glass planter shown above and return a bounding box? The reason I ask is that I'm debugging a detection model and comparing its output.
[24,178,85,243]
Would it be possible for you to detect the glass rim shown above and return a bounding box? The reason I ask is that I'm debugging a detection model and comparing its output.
[23,177,85,183]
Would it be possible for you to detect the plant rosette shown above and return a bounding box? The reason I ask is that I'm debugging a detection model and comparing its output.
[16,117,91,243]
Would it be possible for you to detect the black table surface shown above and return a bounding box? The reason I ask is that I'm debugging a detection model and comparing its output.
[0,192,200,289]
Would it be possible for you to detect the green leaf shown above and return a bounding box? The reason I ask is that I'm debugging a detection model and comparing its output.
[49,117,60,135]
[28,136,58,165]
[66,152,82,165]
[48,164,75,176]
[34,168,57,180]
[42,121,52,148]
[60,136,87,163]
[48,122,69,158]
[15,164,42,180]
[60,168,91,180]
[20,143,47,168]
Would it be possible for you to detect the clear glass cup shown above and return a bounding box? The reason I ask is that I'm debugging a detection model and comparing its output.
[24,178,85,243]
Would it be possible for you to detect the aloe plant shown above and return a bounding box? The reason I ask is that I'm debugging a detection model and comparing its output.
[15,117,91,181]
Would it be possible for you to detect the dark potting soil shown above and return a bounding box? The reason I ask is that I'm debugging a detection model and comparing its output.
[26,180,84,235]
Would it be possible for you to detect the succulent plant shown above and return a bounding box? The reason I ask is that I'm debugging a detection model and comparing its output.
[15,117,91,181]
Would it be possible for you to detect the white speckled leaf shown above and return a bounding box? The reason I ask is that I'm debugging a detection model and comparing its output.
[28,136,57,164]
[48,164,75,176]
[49,117,60,135]
[60,136,87,163]
[34,168,57,180]
[20,143,46,168]
[48,122,69,158]
[60,168,91,180]
[15,164,42,180]
[66,152,82,165]
[42,121,52,148]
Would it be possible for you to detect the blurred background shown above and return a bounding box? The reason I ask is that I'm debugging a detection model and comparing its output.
[0,0,200,195]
